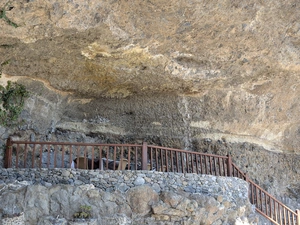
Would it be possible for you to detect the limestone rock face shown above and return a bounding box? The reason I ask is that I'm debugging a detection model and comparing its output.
[1,0,300,152]
[1,0,300,210]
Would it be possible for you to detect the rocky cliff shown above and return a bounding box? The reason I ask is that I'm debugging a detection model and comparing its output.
[1,0,300,210]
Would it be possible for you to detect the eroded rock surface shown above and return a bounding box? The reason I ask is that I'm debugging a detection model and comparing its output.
[1,0,300,150]
[1,0,300,213]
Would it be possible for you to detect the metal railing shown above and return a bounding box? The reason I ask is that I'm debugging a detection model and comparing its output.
[248,180,299,225]
[231,163,300,225]
[4,137,300,225]
[147,145,229,175]
[4,138,144,170]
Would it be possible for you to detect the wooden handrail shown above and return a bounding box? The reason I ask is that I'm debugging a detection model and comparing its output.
[232,163,297,224]
[9,140,142,147]
[147,145,228,158]
[3,138,299,225]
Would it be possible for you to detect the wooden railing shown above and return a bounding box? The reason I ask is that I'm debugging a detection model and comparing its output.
[231,162,300,225]
[248,180,299,225]
[4,137,300,225]
[147,145,229,175]
[4,138,144,170]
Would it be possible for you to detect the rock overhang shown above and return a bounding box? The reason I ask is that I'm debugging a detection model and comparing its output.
[0,0,300,153]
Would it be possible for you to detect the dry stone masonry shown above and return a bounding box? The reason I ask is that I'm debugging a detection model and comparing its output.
[0,169,258,225]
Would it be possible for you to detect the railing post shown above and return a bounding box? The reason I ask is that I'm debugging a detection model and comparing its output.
[244,173,251,202]
[296,209,300,225]
[227,154,232,177]
[141,142,148,170]
[4,137,13,168]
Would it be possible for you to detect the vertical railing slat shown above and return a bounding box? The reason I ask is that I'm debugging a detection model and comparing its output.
[186,152,189,173]
[155,148,159,172]
[227,155,232,177]
[54,145,57,168]
[32,144,36,168]
[256,187,259,211]
[160,149,163,172]
[149,147,153,171]
[91,146,94,169]
[170,151,174,172]
[264,193,267,217]
[24,144,28,168]
[191,154,195,173]
[69,145,73,169]
[142,142,148,170]
[165,150,168,172]
[105,146,109,169]
[113,146,116,170]
[135,146,138,170]
[251,183,255,205]
[292,211,295,225]
[76,146,80,169]
[128,146,131,169]
[16,144,20,168]
[218,157,222,176]
[38,144,43,168]
[181,152,184,173]
[279,203,282,225]
[47,144,50,168]
[274,201,277,224]
[284,207,287,225]
[120,146,124,169]
[204,155,207,174]
[296,209,300,225]
[222,158,226,176]
[99,146,102,170]
[195,154,199,174]
[61,145,65,168]
[82,146,86,167]
[209,156,213,175]
[199,155,203,174]
[175,151,178,173]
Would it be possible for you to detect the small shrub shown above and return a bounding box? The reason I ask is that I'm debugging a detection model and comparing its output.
[0,79,29,126]
[0,3,18,28]
[73,205,92,219]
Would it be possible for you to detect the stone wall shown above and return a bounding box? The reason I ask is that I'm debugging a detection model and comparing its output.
[0,169,258,225]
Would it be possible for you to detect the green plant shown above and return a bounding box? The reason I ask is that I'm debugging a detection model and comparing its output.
[0,78,30,126]
[0,3,18,28]
[1,60,10,66]
[73,205,92,219]
[0,44,15,49]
